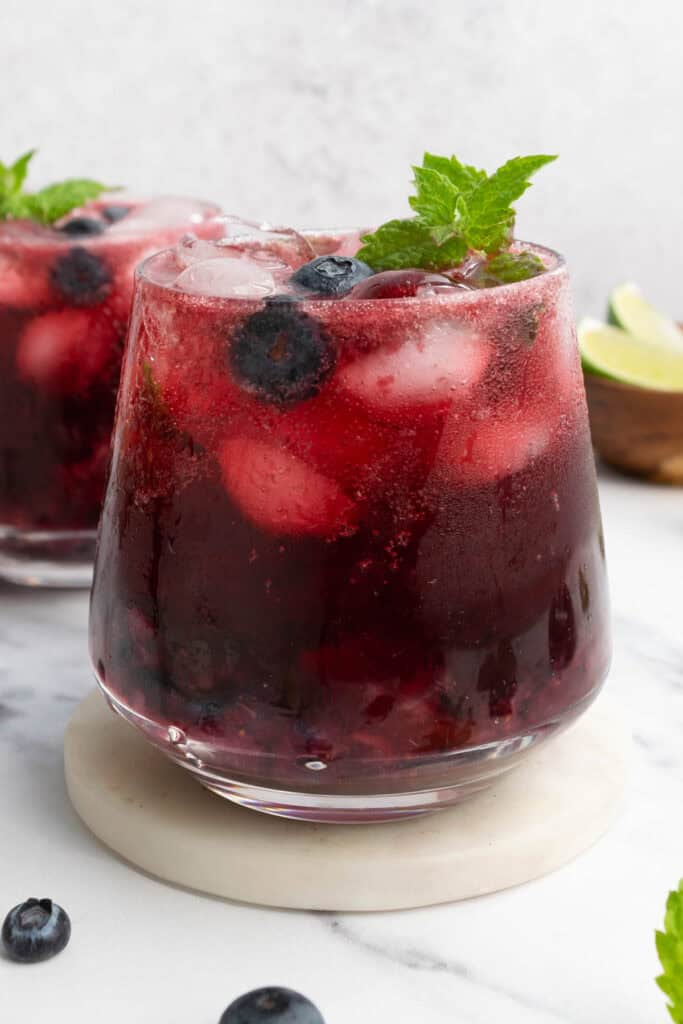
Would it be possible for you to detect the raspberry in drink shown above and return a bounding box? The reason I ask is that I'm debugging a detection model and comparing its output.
[89,152,611,821]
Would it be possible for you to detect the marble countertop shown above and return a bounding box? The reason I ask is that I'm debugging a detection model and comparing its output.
[0,466,681,1023]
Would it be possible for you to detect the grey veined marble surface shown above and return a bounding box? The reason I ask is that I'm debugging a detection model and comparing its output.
[0,466,682,1022]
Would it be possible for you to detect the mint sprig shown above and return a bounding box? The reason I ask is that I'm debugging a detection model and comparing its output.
[0,150,117,225]
[657,880,683,1022]
[357,150,557,279]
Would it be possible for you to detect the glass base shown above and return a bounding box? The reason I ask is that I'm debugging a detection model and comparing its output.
[0,526,96,588]
[98,680,600,823]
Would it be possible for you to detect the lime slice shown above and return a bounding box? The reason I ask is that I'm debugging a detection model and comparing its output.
[578,318,683,391]
[607,282,683,351]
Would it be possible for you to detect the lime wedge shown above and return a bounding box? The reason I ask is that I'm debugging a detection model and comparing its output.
[607,282,683,351]
[578,318,683,391]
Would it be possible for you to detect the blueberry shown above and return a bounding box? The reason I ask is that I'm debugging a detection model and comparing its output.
[58,216,105,238]
[50,247,112,306]
[290,255,373,297]
[101,204,132,223]
[219,987,325,1024]
[2,898,71,963]
[230,301,334,405]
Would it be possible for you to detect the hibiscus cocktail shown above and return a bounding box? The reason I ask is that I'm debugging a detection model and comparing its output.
[90,151,611,821]
[0,151,220,586]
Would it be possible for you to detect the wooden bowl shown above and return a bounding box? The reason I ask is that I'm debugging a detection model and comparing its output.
[584,371,683,484]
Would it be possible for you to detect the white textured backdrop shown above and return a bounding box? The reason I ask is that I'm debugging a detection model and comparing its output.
[2,0,682,315]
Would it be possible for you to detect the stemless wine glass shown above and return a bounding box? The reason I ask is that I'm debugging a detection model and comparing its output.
[0,197,221,587]
[89,229,611,823]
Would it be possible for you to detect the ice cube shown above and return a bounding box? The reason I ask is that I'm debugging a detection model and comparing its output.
[438,410,552,483]
[219,214,273,238]
[174,256,275,298]
[214,220,315,271]
[16,309,115,394]
[175,235,223,269]
[176,234,288,278]
[0,253,51,308]
[308,230,367,257]
[338,322,490,413]
[219,438,356,537]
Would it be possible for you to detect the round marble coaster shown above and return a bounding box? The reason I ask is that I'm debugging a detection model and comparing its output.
[64,690,630,911]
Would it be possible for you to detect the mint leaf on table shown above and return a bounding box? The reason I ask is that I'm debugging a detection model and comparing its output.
[0,150,117,224]
[487,251,545,284]
[656,880,683,1023]
[356,149,556,277]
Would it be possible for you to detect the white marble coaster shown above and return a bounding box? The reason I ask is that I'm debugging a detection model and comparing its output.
[64,690,630,911]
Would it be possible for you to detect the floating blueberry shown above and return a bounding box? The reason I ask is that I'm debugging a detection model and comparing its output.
[290,255,373,297]
[58,216,105,238]
[230,301,334,405]
[219,987,325,1024]
[2,898,71,963]
[101,204,132,224]
[50,247,112,306]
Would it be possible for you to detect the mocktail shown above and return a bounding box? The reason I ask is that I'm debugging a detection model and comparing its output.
[0,154,220,586]
[90,152,611,820]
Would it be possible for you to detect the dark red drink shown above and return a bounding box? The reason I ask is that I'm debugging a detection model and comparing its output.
[90,227,610,821]
[0,197,220,586]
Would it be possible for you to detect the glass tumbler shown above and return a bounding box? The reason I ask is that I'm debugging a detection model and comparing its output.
[0,197,221,587]
[89,231,611,822]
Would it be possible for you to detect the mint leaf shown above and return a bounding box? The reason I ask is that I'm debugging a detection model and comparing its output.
[0,150,118,224]
[656,880,683,1023]
[10,150,36,192]
[421,152,486,199]
[0,192,33,221]
[357,149,557,273]
[486,250,545,283]
[25,179,113,225]
[0,151,37,219]
[0,150,36,198]
[409,166,463,225]
[464,154,557,253]
[356,219,467,273]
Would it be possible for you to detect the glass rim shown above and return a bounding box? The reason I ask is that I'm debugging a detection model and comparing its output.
[0,197,222,249]
[136,233,567,305]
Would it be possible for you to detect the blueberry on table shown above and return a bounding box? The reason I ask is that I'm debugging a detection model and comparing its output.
[2,898,71,963]
[230,301,335,405]
[219,987,325,1024]
[101,204,132,223]
[50,247,113,306]
[57,216,105,237]
[290,255,373,297]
